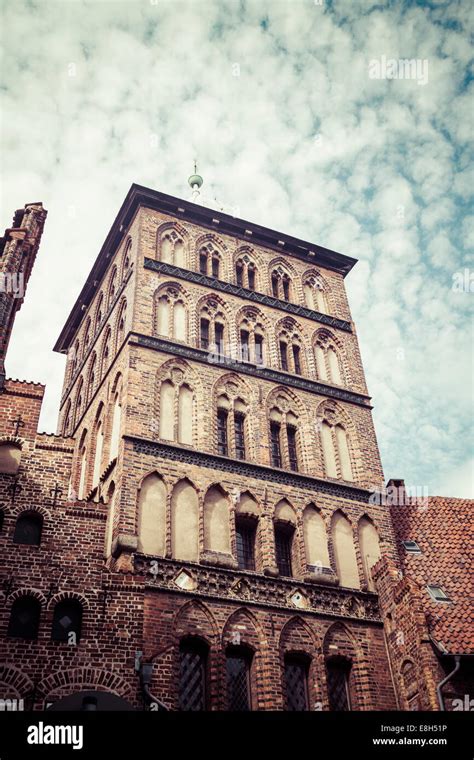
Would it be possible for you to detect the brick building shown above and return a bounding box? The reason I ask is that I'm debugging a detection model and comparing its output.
[0,185,471,711]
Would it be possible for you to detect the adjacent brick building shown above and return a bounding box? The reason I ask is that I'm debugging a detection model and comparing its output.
[0,186,471,711]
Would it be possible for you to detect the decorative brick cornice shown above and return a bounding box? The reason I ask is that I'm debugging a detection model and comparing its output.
[126,435,373,502]
[131,333,371,408]
[144,258,353,332]
[134,555,382,623]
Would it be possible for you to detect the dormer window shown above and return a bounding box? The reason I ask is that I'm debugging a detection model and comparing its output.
[402,540,421,554]
[427,585,451,602]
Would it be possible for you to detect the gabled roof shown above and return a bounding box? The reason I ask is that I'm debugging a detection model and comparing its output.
[53,183,357,353]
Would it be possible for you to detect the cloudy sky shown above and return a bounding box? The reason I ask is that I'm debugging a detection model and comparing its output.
[1,0,472,497]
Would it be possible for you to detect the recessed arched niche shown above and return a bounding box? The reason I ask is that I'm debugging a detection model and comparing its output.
[0,440,22,475]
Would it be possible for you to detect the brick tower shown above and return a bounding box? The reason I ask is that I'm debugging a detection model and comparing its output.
[51,180,399,710]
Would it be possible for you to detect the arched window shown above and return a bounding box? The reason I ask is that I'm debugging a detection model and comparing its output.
[277,319,305,376]
[235,254,258,290]
[121,238,132,279]
[51,599,83,643]
[237,309,266,365]
[319,408,354,481]
[171,479,199,561]
[198,300,227,359]
[13,511,43,546]
[100,329,111,378]
[269,405,300,471]
[358,517,381,591]
[271,267,293,302]
[70,339,80,379]
[198,241,222,278]
[116,299,127,350]
[314,331,344,386]
[92,406,104,488]
[63,399,72,436]
[105,481,115,557]
[107,267,117,308]
[226,646,253,711]
[109,383,122,461]
[138,473,166,556]
[326,657,352,711]
[74,378,84,427]
[284,654,310,711]
[157,228,186,267]
[274,500,297,577]
[203,485,230,555]
[216,394,247,460]
[303,505,330,571]
[8,596,41,639]
[86,354,96,405]
[78,430,88,500]
[158,378,193,445]
[154,285,187,342]
[235,493,259,571]
[304,275,329,313]
[332,512,360,589]
[83,317,91,354]
[178,638,208,711]
[95,293,104,333]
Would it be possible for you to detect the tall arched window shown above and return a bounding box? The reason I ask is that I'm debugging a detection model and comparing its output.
[155,285,187,342]
[157,228,186,267]
[138,473,167,556]
[277,319,305,375]
[171,479,199,561]
[274,500,297,577]
[271,266,293,301]
[95,293,104,333]
[319,407,354,481]
[92,406,104,488]
[83,317,91,354]
[358,516,381,591]
[226,645,253,711]
[77,430,88,499]
[51,599,83,643]
[269,404,300,471]
[203,485,231,555]
[8,596,41,639]
[63,399,72,436]
[158,377,193,445]
[237,308,266,365]
[109,382,122,461]
[332,512,360,589]
[235,493,259,571]
[70,339,80,379]
[197,241,222,278]
[303,505,330,571]
[216,394,247,460]
[199,300,227,358]
[179,638,208,711]
[116,299,127,350]
[13,511,43,546]
[314,331,344,386]
[74,378,84,428]
[235,254,258,290]
[121,238,132,279]
[326,657,352,711]
[304,275,329,313]
[107,266,117,308]
[100,328,111,378]
[86,354,96,405]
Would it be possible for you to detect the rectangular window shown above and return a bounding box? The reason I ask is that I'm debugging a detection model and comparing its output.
[248,266,255,290]
[279,341,288,372]
[236,263,243,287]
[226,650,251,711]
[270,422,282,468]
[235,520,255,570]
[292,345,301,375]
[215,323,224,357]
[326,660,351,711]
[271,274,279,298]
[217,409,228,456]
[254,334,264,365]
[234,413,245,460]
[275,525,293,577]
[240,330,250,362]
[427,585,451,602]
[179,641,207,711]
[287,425,298,471]
[199,252,207,275]
[402,540,422,554]
[200,318,210,350]
[282,277,290,301]
[212,256,219,278]
[284,656,309,711]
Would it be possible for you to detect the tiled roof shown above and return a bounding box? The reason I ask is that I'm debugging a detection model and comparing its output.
[391,496,474,654]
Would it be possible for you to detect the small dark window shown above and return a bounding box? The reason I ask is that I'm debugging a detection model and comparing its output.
[282,276,290,301]
[8,596,41,639]
[199,252,207,274]
[236,261,244,287]
[13,512,43,546]
[0,511,4,532]
[271,273,279,298]
[226,647,252,711]
[217,409,228,456]
[179,639,208,711]
[234,413,246,460]
[275,523,293,577]
[51,599,83,643]
[211,256,219,278]
[235,518,255,570]
[284,655,310,711]
[215,323,224,357]
[293,345,301,375]
[200,318,210,350]
[279,341,288,372]
[248,265,256,290]
[270,422,282,468]
[254,334,264,365]
[326,658,351,711]
[240,330,250,362]
[287,425,298,471]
